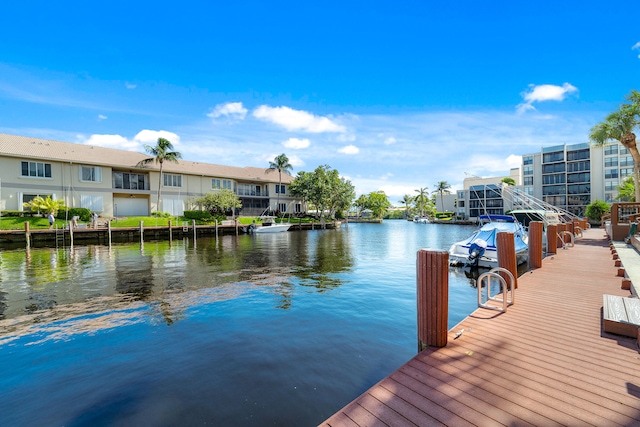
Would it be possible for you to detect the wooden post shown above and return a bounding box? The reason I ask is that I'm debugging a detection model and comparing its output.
[108,220,112,247]
[139,221,144,244]
[168,220,172,243]
[528,221,543,269]
[24,222,30,248]
[215,219,219,240]
[547,224,557,254]
[69,222,74,247]
[497,231,518,289]
[563,223,571,244]
[416,249,449,351]
[192,219,196,242]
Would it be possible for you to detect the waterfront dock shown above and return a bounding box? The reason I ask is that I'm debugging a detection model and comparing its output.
[322,227,640,426]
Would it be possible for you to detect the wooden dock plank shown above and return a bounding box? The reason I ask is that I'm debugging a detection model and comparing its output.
[320,228,640,426]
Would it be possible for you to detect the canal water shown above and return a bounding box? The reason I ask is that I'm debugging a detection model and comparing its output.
[0,220,484,426]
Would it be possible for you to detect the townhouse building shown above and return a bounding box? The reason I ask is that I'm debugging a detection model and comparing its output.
[0,133,302,218]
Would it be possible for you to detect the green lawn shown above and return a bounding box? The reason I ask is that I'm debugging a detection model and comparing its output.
[0,215,315,230]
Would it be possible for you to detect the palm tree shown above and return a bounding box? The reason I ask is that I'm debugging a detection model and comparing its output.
[414,187,429,218]
[398,194,414,219]
[589,90,640,202]
[266,153,293,214]
[434,181,451,212]
[137,137,182,212]
[501,177,516,186]
[23,195,65,215]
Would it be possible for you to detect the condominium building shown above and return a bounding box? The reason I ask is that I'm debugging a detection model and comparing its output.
[0,133,302,217]
[521,141,628,216]
[456,169,521,219]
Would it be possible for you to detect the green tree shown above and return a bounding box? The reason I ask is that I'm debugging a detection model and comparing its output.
[501,177,516,186]
[617,176,635,202]
[289,165,354,219]
[23,195,66,215]
[414,187,429,217]
[266,153,293,214]
[137,137,183,212]
[589,90,640,202]
[194,189,242,216]
[366,191,392,219]
[353,194,368,218]
[398,194,414,219]
[585,199,611,222]
[434,181,451,212]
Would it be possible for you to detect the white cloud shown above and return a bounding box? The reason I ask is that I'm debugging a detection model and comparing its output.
[134,130,181,146]
[634,42,640,58]
[384,136,396,145]
[84,134,140,151]
[288,154,304,167]
[207,102,248,120]
[97,114,107,121]
[338,145,359,154]
[282,137,310,149]
[125,83,137,89]
[516,83,578,113]
[83,129,181,151]
[253,105,346,133]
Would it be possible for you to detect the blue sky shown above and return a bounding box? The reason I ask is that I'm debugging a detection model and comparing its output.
[1,1,639,201]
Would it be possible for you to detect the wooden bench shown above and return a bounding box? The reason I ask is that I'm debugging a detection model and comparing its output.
[603,294,640,338]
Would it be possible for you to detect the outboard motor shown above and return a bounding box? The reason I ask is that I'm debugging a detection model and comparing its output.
[467,239,487,266]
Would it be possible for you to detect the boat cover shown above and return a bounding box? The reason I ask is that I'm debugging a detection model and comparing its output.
[459,222,528,252]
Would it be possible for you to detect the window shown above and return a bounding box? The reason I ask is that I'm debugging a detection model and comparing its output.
[163,173,182,188]
[523,166,533,176]
[567,172,590,183]
[542,185,566,196]
[604,145,618,155]
[620,156,633,167]
[113,172,149,190]
[543,174,565,185]
[621,168,634,178]
[543,152,564,163]
[275,185,285,194]
[542,163,565,174]
[80,195,104,212]
[294,203,302,213]
[567,149,589,161]
[523,176,533,186]
[620,147,629,155]
[605,157,618,167]
[605,169,618,179]
[163,198,184,216]
[21,161,52,178]
[523,156,533,165]
[237,183,261,196]
[524,187,534,196]
[80,165,102,182]
[605,180,619,191]
[278,203,287,213]
[22,193,53,211]
[567,184,590,195]
[212,179,232,190]
[567,160,589,172]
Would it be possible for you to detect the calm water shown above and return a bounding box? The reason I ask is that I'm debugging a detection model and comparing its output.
[0,221,483,426]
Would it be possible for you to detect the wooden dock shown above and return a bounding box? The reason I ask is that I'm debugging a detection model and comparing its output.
[321,227,640,426]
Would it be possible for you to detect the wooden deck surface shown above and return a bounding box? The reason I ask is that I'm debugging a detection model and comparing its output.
[321,228,640,427]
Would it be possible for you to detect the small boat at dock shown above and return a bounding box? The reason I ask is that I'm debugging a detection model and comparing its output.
[448,215,528,268]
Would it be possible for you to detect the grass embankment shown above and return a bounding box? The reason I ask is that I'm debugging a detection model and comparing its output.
[0,216,304,230]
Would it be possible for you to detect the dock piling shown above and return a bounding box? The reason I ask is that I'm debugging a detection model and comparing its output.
[547,224,557,254]
[416,249,449,351]
[528,221,543,269]
[497,231,518,289]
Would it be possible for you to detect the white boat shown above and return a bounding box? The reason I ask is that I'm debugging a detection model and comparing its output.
[245,222,291,233]
[414,216,430,223]
[448,215,528,268]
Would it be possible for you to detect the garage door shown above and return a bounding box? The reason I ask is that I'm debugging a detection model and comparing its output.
[113,197,149,217]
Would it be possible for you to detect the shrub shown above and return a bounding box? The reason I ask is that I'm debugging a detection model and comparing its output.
[183,210,213,221]
[57,208,91,222]
[151,211,173,218]
[585,200,610,222]
[1,210,27,217]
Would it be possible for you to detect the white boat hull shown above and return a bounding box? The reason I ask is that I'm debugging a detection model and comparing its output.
[251,223,291,233]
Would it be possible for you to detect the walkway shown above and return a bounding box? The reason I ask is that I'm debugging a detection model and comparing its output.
[321,228,640,426]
